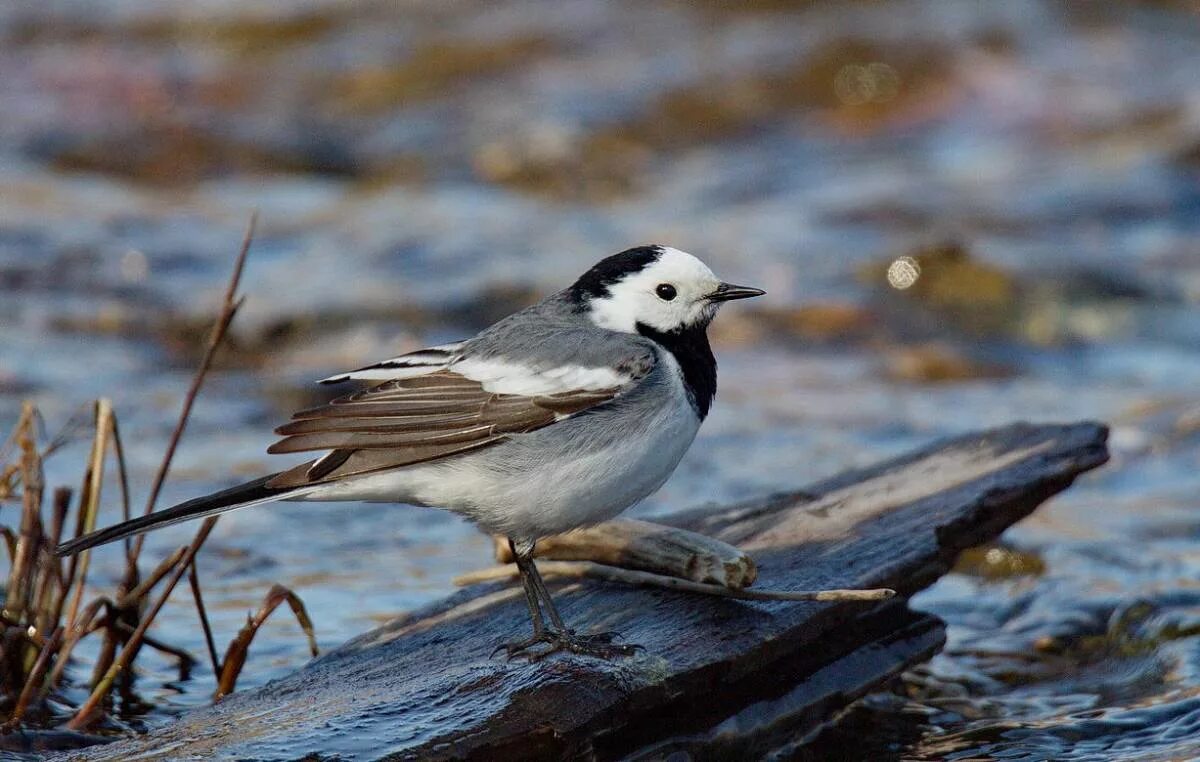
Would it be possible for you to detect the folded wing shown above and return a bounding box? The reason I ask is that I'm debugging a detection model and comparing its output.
[266,350,654,489]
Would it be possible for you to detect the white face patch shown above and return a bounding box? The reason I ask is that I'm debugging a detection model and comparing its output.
[586,247,724,334]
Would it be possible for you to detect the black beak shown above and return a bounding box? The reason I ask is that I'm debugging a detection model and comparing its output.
[707,283,766,302]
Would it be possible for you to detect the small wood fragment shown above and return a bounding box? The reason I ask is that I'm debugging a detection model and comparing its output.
[457,560,894,601]
[492,518,758,589]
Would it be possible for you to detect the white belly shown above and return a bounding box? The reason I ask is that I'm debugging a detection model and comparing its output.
[458,396,700,537]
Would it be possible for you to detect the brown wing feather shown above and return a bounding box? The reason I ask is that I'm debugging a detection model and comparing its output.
[264,369,626,489]
[275,412,487,436]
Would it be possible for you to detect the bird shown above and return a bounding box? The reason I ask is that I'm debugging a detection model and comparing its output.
[56,245,764,660]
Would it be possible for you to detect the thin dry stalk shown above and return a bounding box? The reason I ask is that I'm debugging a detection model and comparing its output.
[131,212,256,560]
[0,464,18,502]
[34,488,72,637]
[0,411,25,502]
[104,415,133,566]
[44,486,71,557]
[67,518,218,730]
[61,400,114,634]
[152,213,258,691]
[79,542,189,690]
[4,626,62,730]
[101,408,146,701]
[116,547,187,607]
[41,597,106,699]
[1,214,315,730]
[0,528,15,563]
[215,584,319,700]
[188,564,221,678]
[105,621,195,672]
[67,215,258,727]
[31,556,61,642]
[66,214,256,729]
[87,629,120,698]
[5,403,43,623]
[55,605,197,681]
[38,403,93,461]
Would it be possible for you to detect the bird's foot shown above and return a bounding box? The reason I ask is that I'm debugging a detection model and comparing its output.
[496,630,642,661]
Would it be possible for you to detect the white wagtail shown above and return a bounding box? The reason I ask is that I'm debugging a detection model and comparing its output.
[57,245,764,659]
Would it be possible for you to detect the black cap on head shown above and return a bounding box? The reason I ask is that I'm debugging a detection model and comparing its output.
[569,245,663,302]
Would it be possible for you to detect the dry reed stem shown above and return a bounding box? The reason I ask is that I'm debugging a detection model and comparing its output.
[0,404,45,688]
[37,593,197,701]
[41,487,72,626]
[4,626,62,730]
[5,404,41,623]
[39,403,92,461]
[0,416,20,500]
[0,528,15,564]
[456,561,897,602]
[30,489,71,641]
[2,213,311,730]
[67,518,218,729]
[131,211,256,560]
[16,405,44,627]
[87,623,120,699]
[68,215,257,729]
[116,547,187,607]
[0,465,18,502]
[104,620,195,673]
[215,584,319,700]
[98,409,141,697]
[62,400,113,635]
[42,598,112,698]
[188,564,221,678]
[32,490,68,637]
[104,415,132,566]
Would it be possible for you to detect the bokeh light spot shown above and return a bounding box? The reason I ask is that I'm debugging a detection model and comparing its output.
[834,62,900,106]
[120,249,150,283]
[887,255,921,290]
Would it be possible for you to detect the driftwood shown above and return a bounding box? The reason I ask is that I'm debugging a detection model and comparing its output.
[75,422,1108,761]
[490,519,759,588]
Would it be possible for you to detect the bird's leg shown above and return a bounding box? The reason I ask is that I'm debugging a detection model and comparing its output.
[512,539,547,634]
[524,550,569,632]
[497,537,641,661]
[494,538,549,658]
[518,570,546,636]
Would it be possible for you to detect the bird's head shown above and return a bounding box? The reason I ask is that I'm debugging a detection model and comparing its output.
[570,245,764,335]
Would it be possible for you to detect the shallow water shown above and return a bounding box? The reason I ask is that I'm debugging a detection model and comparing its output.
[2,1,1200,758]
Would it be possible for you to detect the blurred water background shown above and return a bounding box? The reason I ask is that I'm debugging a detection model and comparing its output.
[2,1,1200,758]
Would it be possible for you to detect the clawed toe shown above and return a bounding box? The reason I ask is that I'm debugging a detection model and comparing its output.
[492,637,541,659]
[495,630,642,661]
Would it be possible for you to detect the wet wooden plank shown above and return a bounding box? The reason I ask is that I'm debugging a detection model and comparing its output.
[78,421,1108,761]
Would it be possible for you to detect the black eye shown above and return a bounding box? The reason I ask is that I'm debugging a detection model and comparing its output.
[655,283,677,301]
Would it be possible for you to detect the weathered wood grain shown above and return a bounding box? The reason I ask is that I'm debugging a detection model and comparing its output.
[73,421,1108,761]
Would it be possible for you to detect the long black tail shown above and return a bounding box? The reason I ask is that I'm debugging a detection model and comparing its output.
[55,474,299,557]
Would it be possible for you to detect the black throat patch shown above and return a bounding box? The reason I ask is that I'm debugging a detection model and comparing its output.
[636,322,717,419]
